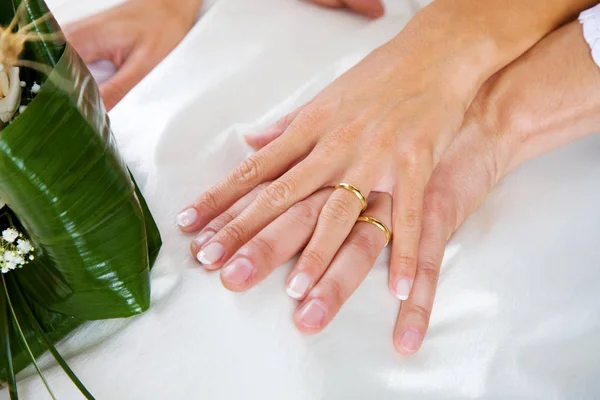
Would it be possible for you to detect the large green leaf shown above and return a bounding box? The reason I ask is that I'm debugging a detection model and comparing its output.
[0,0,162,383]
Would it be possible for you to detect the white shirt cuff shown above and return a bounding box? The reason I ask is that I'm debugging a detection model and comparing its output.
[580,4,600,68]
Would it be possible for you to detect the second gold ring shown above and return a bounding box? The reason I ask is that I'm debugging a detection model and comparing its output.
[335,182,368,212]
[357,216,392,247]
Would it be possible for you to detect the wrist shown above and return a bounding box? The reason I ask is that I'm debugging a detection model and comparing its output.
[386,5,505,107]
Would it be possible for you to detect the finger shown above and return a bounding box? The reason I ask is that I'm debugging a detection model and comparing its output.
[244,107,303,151]
[285,168,376,300]
[392,183,454,355]
[99,48,152,111]
[195,151,339,269]
[389,152,432,301]
[64,18,116,64]
[219,189,333,290]
[178,107,326,233]
[392,133,497,355]
[309,0,345,8]
[344,0,385,18]
[189,183,269,258]
[294,192,392,332]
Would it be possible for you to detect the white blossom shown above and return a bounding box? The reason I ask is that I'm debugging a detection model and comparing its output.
[31,82,40,94]
[2,228,18,243]
[16,239,32,253]
[1,227,34,274]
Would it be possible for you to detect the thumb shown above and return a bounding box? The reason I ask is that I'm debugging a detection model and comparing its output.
[99,50,149,111]
[243,106,303,150]
[63,17,114,64]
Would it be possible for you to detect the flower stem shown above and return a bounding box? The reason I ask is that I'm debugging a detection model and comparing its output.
[1,274,56,400]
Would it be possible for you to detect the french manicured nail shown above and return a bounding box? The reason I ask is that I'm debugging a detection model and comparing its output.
[177,208,198,227]
[221,258,254,285]
[286,273,311,299]
[197,242,224,265]
[192,231,215,249]
[395,278,412,300]
[297,299,327,328]
[400,329,422,353]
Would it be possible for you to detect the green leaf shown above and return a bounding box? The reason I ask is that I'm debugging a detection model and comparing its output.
[0,0,162,384]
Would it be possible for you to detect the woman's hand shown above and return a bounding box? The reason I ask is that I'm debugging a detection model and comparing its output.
[308,0,384,18]
[65,0,202,111]
[190,184,392,331]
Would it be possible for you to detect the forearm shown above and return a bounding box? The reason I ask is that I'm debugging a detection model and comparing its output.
[388,0,599,105]
[472,20,600,175]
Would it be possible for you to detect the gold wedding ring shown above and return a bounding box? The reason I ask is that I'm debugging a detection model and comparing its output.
[335,183,368,212]
[357,216,392,247]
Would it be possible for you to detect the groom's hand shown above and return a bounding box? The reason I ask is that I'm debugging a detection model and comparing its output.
[308,0,385,18]
[64,0,202,111]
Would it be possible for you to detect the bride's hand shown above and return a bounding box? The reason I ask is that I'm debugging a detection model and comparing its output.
[190,184,392,331]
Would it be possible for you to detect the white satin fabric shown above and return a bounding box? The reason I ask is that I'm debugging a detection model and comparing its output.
[581,4,600,68]
[6,0,600,398]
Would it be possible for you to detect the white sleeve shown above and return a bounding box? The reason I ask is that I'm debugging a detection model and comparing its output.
[580,4,600,68]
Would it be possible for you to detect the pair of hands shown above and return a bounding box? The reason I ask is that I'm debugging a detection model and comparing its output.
[65,0,383,111]
[177,19,600,355]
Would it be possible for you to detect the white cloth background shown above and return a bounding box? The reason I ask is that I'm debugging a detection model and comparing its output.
[4,0,600,398]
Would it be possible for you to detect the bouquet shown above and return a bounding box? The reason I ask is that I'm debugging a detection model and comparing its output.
[0,0,162,398]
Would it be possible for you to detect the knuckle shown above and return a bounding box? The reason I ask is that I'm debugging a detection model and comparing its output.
[424,188,455,226]
[301,250,327,270]
[403,303,432,324]
[296,106,328,128]
[348,230,379,260]
[416,260,440,286]
[232,156,264,186]
[397,140,434,173]
[321,197,354,224]
[319,278,346,306]
[249,236,276,259]
[197,189,221,214]
[262,179,296,210]
[402,206,421,230]
[395,254,418,274]
[287,200,319,229]
[221,222,248,244]
[206,210,235,231]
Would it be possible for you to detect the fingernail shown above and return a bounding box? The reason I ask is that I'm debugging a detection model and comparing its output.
[197,242,224,265]
[221,258,254,285]
[286,273,311,299]
[177,208,198,227]
[298,299,328,328]
[395,278,412,300]
[192,231,215,249]
[400,329,422,353]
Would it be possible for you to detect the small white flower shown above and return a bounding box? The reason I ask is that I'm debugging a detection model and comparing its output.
[19,81,26,88]
[16,239,32,253]
[1,227,34,274]
[2,228,18,243]
[19,105,26,114]
[31,82,41,94]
